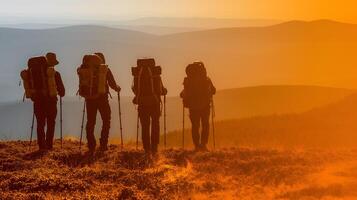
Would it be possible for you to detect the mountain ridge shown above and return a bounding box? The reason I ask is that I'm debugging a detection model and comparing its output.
[2,19,357,102]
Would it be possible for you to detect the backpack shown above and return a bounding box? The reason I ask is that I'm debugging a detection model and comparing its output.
[77,55,108,99]
[182,62,212,109]
[20,56,58,99]
[132,58,163,106]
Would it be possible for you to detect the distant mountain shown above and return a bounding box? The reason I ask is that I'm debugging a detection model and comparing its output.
[1,20,357,102]
[0,17,282,35]
[166,90,357,148]
[0,85,353,141]
[119,17,282,29]
[0,23,69,29]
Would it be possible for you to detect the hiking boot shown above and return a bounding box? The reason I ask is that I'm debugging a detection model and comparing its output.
[46,145,53,151]
[38,148,48,153]
[200,144,209,152]
[194,145,201,152]
[99,145,108,152]
[86,148,95,156]
[151,146,158,156]
[152,152,159,161]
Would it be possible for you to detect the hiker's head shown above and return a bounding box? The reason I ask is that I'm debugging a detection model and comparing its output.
[46,52,59,66]
[194,61,207,77]
[193,61,205,69]
[94,52,105,64]
[186,61,207,78]
[185,64,195,77]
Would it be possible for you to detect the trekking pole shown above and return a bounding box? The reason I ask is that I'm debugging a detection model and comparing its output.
[164,95,167,149]
[29,112,35,151]
[117,92,123,150]
[211,98,216,150]
[60,97,63,149]
[79,101,86,151]
[136,109,139,150]
[182,103,185,149]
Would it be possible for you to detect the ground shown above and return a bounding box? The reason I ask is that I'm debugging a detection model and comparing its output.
[1,140,357,199]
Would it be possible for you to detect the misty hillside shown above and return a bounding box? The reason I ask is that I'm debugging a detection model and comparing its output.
[0,17,281,33]
[0,85,353,141]
[1,140,357,199]
[118,17,282,29]
[166,92,357,148]
[2,20,357,102]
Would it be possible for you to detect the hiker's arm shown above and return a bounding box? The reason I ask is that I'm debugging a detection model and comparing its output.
[209,79,216,95]
[132,76,138,95]
[55,72,65,97]
[107,69,121,92]
[180,78,186,98]
[180,90,184,98]
[161,78,167,95]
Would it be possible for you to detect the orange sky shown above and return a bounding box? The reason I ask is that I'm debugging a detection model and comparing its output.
[205,0,357,22]
[2,0,357,23]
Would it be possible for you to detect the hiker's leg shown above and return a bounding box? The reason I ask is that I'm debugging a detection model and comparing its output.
[86,100,98,151]
[34,101,46,150]
[98,98,111,150]
[151,105,161,154]
[46,101,57,149]
[189,109,200,149]
[201,107,211,147]
[139,106,151,153]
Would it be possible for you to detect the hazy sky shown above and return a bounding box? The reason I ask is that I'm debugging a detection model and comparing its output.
[1,0,357,23]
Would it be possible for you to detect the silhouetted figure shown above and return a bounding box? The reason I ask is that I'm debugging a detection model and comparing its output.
[77,53,120,153]
[20,53,65,150]
[132,58,167,155]
[180,62,216,151]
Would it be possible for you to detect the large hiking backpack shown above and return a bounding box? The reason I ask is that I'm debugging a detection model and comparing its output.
[20,56,58,99]
[77,54,108,99]
[132,58,163,106]
[183,62,212,109]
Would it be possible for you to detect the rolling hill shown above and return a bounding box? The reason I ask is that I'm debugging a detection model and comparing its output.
[165,91,357,148]
[1,20,357,102]
[0,85,353,141]
[117,17,282,29]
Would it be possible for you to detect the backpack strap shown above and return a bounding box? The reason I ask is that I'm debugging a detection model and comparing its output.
[136,66,144,104]
[41,66,48,96]
[147,66,156,96]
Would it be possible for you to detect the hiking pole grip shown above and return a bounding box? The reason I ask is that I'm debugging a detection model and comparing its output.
[60,97,63,149]
[118,92,123,150]
[79,101,86,151]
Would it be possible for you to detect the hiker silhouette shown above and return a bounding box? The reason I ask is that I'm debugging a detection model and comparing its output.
[132,58,167,156]
[20,52,65,151]
[77,53,121,153]
[180,62,216,151]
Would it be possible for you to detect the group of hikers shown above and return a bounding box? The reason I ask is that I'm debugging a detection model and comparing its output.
[20,52,216,156]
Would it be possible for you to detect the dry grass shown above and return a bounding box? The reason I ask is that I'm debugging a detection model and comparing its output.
[1,140,357,199]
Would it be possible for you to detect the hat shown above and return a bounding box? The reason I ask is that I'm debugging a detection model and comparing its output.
[46,52,59,66]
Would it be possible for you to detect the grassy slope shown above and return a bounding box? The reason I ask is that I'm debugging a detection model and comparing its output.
[1,141,357,199]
